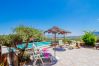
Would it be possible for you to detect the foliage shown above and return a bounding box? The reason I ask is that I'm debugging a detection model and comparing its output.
[13,25,43,42]
[0,35,6,45]
[45,37,52,42]
[82,31,97,46]
[0,35,10,46]
[13,25,43,64]
[67,36,81,41]
[62,38,70,43]
[0,34,22,47]
[8,34,23,47]
[18,51,30,62]
[0,25,43,46]
[67,39,72,44]
[0,25,43,65]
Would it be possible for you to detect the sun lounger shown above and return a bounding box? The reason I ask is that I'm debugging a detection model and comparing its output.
[33,49,44,66]
[33,48,52,66]
[95,43,99,49]
[53,40,66,51]
[58,40,64,47]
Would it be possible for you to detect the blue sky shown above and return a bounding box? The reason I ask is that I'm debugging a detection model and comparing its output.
[0,0,99,36]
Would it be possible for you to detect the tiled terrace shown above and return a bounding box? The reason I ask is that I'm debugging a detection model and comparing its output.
[26,47,99,66]
[51,47,99,66]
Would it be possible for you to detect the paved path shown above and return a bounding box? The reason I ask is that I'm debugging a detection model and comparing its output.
[49,47,99,66]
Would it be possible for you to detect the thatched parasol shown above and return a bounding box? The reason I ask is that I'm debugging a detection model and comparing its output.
[44,26,71,42]
[44,26,71,57]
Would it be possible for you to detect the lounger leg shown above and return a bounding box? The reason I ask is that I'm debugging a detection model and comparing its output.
[33,58,44,66]
[33,59,37,66]
[39,57,44,66]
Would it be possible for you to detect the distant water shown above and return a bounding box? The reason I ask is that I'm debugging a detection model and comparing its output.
[93,32,99,36]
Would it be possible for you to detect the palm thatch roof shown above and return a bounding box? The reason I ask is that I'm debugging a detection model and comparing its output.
[44,26,71,34]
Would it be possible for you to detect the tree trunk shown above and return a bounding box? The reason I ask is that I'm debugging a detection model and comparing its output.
[0,45,2,63]
[26,40,29,48]
[13,53,18,66]
[18,39,29,66]
[9,47,14,66]
[3,54,8,66]
[64,34,66,40]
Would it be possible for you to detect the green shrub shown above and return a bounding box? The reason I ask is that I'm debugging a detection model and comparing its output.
[82,31,97,46]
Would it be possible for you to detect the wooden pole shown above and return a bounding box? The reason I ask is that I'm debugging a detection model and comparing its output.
[64,34,66,44]
[54,33,57,57]
[54,33,56,42]
[64,34,66,39]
